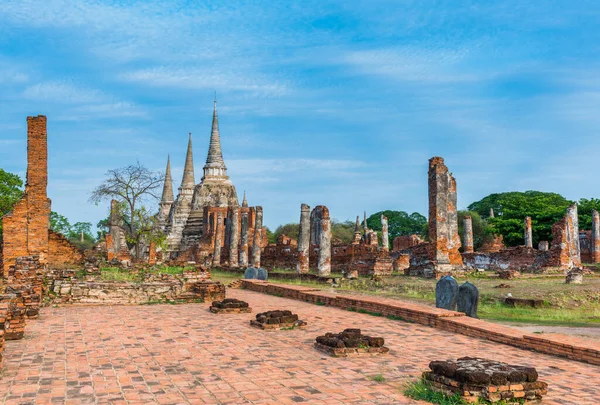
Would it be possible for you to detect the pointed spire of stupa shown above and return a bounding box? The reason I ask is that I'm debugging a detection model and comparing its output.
[180,133,195,189]
[161,155,174,202]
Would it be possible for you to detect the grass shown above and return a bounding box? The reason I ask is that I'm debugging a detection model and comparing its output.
[367,374,386,382]
[269,271,600,327]
[100,267,140,282]
[404,379,525,405]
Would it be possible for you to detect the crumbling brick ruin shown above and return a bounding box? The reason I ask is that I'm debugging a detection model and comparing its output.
[534,204,581,269]
[424,357,547,403]
[2,116,50,275]
[403,157,463,277]
[1,116,83,275]
[310,205,332,276]
[155,102,267,268]
[314,328,389,357]
[106,199,131,263]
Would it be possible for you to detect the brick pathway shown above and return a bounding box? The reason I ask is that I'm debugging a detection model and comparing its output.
[1,290,599,404]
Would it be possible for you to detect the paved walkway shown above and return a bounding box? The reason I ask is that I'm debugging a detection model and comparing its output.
[1,289,599,404]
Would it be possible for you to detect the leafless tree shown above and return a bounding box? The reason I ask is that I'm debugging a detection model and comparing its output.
[90,163,163,258]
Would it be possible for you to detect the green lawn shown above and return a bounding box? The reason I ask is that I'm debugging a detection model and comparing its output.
[264,271,600,327]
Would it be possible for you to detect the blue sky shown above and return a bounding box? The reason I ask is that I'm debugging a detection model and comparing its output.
[1,1,599,230]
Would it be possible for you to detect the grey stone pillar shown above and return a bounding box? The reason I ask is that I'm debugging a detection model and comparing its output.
[489,208,495,218]
[524,217,533,248]
[251,206,263,268]
[538,241,549,251]
[593,210,600,263]
[566,204,580,263]
[213,212,223,267]
[239,210,249,267]
[318,207,332,276]
[297,204,310,274]
[381,214,389,250]
[463,216,474,253]
[229,208,239,268]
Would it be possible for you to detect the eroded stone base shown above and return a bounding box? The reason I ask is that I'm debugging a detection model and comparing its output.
[250,309,306,330]
[313,342,389,357]
[210,298,252,314]
[424,357,547,403]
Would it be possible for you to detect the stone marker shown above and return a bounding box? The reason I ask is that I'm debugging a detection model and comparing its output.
[457,281,479,318]
[566,268,583,284]
[256,268,268,281]
[244,267,258,280]
[435,275,458,310]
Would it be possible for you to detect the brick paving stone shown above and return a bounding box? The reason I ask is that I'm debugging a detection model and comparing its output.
[1,289,599,404]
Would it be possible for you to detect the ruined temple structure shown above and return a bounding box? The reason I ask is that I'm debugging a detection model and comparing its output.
[402,157,463,277]
[106,200,131,264]
[159,101,267,266]
[1,116,83,275]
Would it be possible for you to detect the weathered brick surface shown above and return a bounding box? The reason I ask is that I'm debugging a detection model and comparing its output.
[1,289,599,403]
[0,302,6,369]
[535,204,581,270]
[392,234,422,251]
[48,230,84,267]
[2,116,50,275]
[242,280,600,366]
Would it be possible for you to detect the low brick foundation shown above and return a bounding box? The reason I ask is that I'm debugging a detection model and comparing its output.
[423,357,547,403]
[250,310,306,330]
[210,298,252,314]
[314,328,388,357]
[242,280,600,366]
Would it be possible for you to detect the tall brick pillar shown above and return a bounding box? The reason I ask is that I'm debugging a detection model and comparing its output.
[212,212,223,267]
[463,216,474,253]
[297,204,310,274]
[317,206,331,276]
[239,209,249,267]
[381,214,389,251]
[251,206,263,268]
[592,210,600,263]
[229,208,239,268]
[2,116,50,275]
[428,157,462,270]
[524,217,533,248]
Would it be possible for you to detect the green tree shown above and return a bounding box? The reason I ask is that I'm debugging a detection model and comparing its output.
[332,220,355,244]
[90,163,163,258]
[457,211,493,251]
[577,198,600,230]
[366,210,427,246]
[50,211,72,235]
[273,223,299,240]
[265,227,276,244]
[0,169,24,235]
[468,191,572,247]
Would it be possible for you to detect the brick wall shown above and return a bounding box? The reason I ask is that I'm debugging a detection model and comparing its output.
[2,116,50,275]
[242,280,600,366]
[48,230,84,268]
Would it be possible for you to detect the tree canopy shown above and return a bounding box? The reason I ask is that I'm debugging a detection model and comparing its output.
[366,210,427,246]
[90,163,164,257]
[0,169,24,236]
[50,211,95,249]
[468,191,573,247]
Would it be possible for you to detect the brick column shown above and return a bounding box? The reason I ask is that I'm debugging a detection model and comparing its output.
[592,210,600,263]
[229,208,239,268]
[463,216,474,253]
[213,213,223,267]
[297,204,310,274]
[239,209,249,267]
[524,217,533,248]
[317,207,331,276]
[381,214,389,250]
[251,206,263,268]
